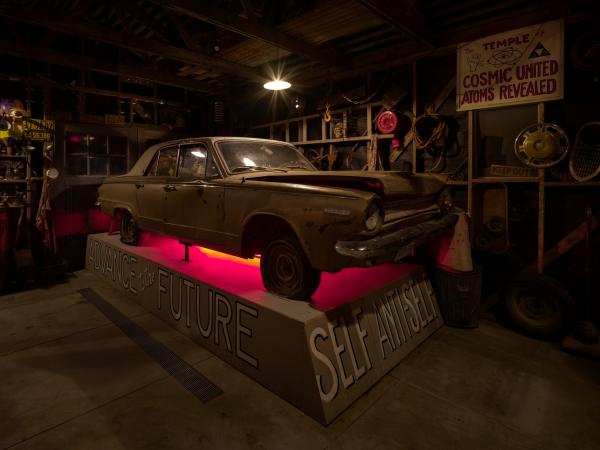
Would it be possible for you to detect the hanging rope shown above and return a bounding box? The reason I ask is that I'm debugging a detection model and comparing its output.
[366,135,382,171]
[412,113,447,150]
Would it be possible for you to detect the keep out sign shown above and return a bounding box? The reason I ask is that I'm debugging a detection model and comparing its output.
[456,19,564,111]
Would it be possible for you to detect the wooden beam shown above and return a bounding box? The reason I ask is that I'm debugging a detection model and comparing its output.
[168,10,193,48]
[0,39,217,93]
[0,7,264,81]
[0,73,189,108]
[149,0,349,68]
[530,213,600,270]
[118,1,173,43]
[297,42,449,87]
[442,3,570,44]
[239,0,258,23]
[359,0,440,47]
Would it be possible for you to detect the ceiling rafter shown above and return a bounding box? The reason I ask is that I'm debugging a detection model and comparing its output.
[168,10,193,48]
[0,38,218,93]
[239,0,258,23]
[116,0,173,43]
[148,0,351,69]
[0,5,265,81]
[359,0,440,48]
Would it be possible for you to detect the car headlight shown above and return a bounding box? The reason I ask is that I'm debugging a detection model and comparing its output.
[365,202,383,231]
[438,188,454,212]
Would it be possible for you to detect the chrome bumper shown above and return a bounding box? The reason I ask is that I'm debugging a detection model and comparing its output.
[334,213,459,260]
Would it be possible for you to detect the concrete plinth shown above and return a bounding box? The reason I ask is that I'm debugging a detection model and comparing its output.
[85,233,443,424]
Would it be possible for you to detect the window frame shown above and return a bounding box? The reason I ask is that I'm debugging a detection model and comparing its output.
[64,132,129,177]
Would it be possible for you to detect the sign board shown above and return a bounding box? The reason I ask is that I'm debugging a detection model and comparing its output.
[86,233,443,424]
[22,118,55,141]
[457,20,564,111]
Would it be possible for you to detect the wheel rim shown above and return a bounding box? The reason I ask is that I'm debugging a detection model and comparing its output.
[267,243,302,293]
[515,288,560,327]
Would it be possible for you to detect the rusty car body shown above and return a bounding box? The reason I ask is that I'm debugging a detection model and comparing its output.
[97,137,458,299]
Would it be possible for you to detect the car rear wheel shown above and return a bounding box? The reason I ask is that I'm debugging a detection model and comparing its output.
[120,210,140,246]
[260,236,321,300]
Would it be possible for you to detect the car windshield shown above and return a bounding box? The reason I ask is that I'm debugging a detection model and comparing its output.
[216,140,315,173]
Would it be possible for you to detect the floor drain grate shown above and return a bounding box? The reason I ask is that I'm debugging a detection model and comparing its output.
[78,288,223,403]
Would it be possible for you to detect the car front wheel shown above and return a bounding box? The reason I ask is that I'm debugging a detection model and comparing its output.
[260,236,321,300]
[120,210,140,246]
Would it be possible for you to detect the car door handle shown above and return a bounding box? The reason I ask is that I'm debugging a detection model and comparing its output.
[135,183,144,189]
[163,184,177,192]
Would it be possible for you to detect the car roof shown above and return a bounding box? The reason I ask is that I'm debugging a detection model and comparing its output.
[126,137,295,176]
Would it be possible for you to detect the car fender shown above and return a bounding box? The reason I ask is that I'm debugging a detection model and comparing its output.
[241,210,310,256]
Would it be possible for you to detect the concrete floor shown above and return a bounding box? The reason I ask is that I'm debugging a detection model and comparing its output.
[1,270,599,450]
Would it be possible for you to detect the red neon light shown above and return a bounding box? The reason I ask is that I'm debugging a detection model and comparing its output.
[133,234,418,312]
[198,246,260,266]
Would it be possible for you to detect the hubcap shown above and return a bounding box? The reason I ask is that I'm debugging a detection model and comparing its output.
[516,290,559,325]
[268,243,301,292]
[275,254,296,281]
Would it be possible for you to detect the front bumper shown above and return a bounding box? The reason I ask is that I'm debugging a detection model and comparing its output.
[334,213,459,261]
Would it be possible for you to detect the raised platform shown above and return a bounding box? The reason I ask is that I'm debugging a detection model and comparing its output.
[85,233,443,424]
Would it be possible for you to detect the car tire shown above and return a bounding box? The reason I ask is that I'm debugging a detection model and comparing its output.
[260,235,321,300]
[501,273,576,339]
[120,210,140,246]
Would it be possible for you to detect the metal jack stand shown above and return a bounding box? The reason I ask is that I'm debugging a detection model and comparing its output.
[180,241,192,262]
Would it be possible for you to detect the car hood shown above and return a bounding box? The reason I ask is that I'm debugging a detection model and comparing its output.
[240,171,447,199]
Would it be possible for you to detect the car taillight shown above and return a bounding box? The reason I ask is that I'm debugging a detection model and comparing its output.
[365,202,383,231]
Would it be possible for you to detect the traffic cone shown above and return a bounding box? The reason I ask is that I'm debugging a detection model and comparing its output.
[435,212,473,272]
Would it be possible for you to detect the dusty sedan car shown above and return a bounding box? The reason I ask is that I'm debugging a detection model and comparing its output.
[98,137,457,299]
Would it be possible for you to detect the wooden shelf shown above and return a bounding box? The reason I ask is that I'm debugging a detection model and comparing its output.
[0,179,27,184]
[545,181,600,187]
[292,134,393,145]
[447,180,468,186]
[0,155,27,159]
[472,176,538,184]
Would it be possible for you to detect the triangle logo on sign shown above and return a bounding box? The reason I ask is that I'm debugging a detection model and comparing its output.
[529,42,551,58]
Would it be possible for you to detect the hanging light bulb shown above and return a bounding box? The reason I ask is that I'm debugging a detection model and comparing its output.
[263,79,291,90]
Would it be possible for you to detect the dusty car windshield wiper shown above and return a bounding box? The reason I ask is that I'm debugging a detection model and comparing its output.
[281,165,310,170]
[230,165,288,173]
[230,165,268,172]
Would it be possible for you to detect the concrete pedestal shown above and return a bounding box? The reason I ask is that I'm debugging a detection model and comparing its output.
[85,233,443,425]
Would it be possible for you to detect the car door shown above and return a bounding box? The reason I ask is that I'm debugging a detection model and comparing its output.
[163,142,226,246]
[135,145,179,233]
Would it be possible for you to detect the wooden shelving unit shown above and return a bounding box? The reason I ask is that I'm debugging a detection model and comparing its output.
[0,179,27,184]
[253,102,394,146]
[0,151,40,217]
[472,177,538,184]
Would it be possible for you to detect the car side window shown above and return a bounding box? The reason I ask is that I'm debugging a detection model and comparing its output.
[155,146,179,177]
[179,144,208,178]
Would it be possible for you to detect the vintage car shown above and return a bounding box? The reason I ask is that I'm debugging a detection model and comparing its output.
[97,137,458,299]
